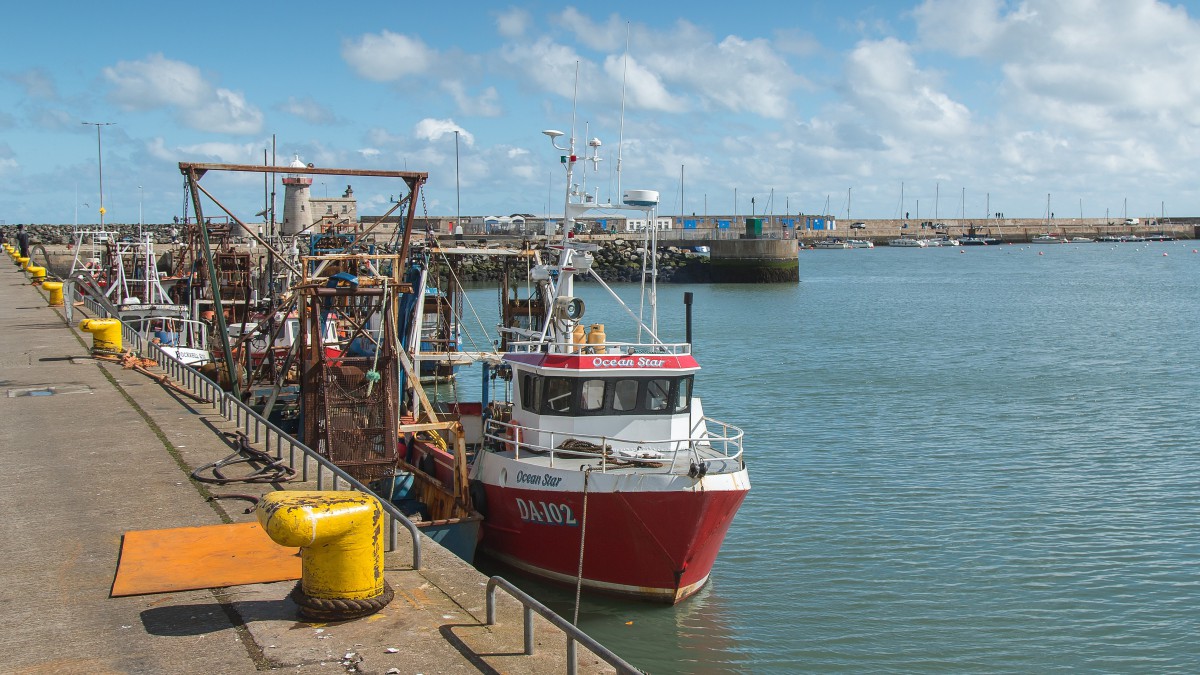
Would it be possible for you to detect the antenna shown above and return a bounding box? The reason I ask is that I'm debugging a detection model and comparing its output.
[616,22,630,204]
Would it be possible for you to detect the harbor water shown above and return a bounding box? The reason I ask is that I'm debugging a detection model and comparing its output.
[448,242,1200,673]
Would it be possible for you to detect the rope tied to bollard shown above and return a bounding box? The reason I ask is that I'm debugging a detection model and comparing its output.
[289,580,395,622]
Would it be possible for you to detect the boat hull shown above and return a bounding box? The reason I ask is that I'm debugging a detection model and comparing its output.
[471,455,749,603]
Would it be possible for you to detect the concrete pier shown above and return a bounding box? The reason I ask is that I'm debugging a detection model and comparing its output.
[0,262,618,672]
[709,239,799,282]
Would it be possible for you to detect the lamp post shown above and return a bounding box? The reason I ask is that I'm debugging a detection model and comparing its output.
[138,185,143,227]
[81,121,115,228]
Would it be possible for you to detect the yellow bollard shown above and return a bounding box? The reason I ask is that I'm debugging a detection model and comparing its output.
[43,281,64,306]
[27,265,46,284]
[17,256,29,269]
[256,491,393,621]
[79,318,122,353]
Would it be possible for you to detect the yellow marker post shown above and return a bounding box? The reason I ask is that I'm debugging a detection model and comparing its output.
[256,491,393,621]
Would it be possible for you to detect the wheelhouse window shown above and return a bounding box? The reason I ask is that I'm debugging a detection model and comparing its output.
[543,377,574,414]
[645,379,671,411]
[580,379,605,411]
[518,372,694,417]
[675,376,692,413]
[612,379,639,412]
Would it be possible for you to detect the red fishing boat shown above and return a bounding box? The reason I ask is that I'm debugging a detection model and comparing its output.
[454,123,749,603]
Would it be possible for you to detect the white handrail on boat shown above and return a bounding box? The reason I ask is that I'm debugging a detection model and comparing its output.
[506,340,692,356]
[483,418,743,474]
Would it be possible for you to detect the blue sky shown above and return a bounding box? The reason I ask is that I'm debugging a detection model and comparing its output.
[4,0,1200,225]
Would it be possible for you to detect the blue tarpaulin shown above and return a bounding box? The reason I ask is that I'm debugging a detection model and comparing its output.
[684,219,697,229]
[717,219,731,229]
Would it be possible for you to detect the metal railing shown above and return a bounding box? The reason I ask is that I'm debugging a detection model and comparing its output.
[68,280,423,568]
[70,280,642,673]
[483,417,744,474]
[508,340,691,356]
[486,576,640,675]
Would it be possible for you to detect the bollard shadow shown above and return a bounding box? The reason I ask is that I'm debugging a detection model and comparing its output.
[140,598,300,637]
[13,321,69,329]
[439,623,506,674]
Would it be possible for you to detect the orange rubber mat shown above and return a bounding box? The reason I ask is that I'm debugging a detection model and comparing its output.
[111,521,301,597]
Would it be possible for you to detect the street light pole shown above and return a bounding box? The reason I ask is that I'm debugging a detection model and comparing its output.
[138,185,143,227]
[82,121,115,228]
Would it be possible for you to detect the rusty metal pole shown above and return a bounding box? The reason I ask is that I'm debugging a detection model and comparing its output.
[185,167,241,400]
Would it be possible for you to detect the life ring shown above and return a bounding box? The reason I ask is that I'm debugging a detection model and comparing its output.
[505,421,522,453]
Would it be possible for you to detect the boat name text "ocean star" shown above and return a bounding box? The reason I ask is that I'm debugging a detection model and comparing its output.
[591,356,666,368]
[516,470,563,488]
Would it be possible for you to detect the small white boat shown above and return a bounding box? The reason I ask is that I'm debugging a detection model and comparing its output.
[1031,234,1067,244]
[1069,237,1094,243]
[846,239,875,249]
[889,237,926,247]
[813,239,850,249]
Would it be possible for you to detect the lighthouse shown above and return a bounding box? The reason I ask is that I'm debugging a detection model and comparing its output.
[281,156,313,236]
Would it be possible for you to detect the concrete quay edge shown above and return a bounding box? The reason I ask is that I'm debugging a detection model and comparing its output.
[0,258,619,674]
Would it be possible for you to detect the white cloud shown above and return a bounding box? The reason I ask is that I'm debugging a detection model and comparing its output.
[604,55,685,113]
[495,7,531,39]
[558,7,626,52]
[32,108,74,131]
[414,118,474,146]
[146,137,173,162]
[6,67,58,100]
[498,18,805,119]
[279,96,336,124]
[915,0,1200,131]
[103,54,262,134]
[358,147,381,158]
[639,30,803,119]
[104,54,211,108]
[182,89,263,135]
[443,81,503,117]
[844,38,971,138]
[176,140,265,164]
[498,38,597,101]
[342,31,431,82]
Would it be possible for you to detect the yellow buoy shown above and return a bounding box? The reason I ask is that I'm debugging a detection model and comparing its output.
[43,281,64,306]
[79,318,122,353]
[256,491,392,621]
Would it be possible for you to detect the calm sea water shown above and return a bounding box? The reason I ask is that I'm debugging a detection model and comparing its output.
[455,242,1200,673]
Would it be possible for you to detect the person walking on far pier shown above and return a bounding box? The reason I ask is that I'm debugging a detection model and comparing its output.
[16,225,30,260]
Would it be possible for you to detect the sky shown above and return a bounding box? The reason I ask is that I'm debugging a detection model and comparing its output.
[4,0,1200,226]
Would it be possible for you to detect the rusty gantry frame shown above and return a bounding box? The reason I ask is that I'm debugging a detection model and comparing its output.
[179,162,426,480]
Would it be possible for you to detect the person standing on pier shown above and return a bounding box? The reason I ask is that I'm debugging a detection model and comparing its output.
[16,225,30,260]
